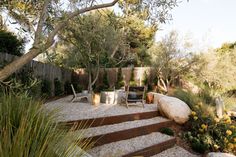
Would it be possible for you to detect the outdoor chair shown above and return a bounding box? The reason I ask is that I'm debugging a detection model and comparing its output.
[70,84,88,103]
[125,86,146,108]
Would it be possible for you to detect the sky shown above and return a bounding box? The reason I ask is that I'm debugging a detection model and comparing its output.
[6,0,236,52]
[155,0,236,51]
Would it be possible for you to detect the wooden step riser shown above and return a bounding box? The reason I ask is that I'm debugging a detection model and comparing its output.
[122,138,177,157]
[82,120,174,148]
[62,111,158,129]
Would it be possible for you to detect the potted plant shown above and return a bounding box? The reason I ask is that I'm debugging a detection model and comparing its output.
[92,92,100,106]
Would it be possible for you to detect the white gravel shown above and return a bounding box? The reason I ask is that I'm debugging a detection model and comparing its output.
[76,116,169,138]
[151,145,200,157]
[44,95,158,122]
[88,132,174,157]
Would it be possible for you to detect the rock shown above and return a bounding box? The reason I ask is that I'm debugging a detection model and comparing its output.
[207,152,236,157]
[158,95,191,124]
[152,93,166,104]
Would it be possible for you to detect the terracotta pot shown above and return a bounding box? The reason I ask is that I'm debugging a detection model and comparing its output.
[92,93,100,106]
[146,93,154,104]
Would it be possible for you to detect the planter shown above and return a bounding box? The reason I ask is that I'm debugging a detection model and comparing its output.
[92,93,100,106]
[82,90,88,94]
[146,92,154,104]
[101,91,115,104]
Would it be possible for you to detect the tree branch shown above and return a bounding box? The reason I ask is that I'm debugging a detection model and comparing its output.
[45,0,118,49]
[34,0,50,46]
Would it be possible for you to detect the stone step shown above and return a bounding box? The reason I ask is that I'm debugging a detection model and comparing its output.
[76,117,173,147]
[150,145,200,157]
[87,132,176,157]
[62,110,159,128]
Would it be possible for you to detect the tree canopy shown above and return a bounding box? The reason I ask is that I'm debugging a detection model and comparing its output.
[0,0,180,81]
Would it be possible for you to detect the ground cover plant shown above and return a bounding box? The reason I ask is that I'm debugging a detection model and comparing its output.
[175,88,236,154]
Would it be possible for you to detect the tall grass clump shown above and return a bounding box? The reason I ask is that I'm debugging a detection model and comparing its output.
[172,88,200,109]
[0,91,92,157]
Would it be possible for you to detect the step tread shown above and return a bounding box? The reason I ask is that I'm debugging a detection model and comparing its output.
[45,97,157,122]
[64,110,158,128]
[88,132,174,157]
[150,145,200,157]
[77,116,169,138]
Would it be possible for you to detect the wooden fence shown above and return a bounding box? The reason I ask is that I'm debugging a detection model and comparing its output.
[0,53,159,95]
[0,53,74,96]
[75,67,157,89]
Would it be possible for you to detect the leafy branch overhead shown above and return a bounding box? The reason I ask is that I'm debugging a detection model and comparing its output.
[0,0,179,81]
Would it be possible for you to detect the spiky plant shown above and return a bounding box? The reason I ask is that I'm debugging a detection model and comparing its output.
[0,91,93,157]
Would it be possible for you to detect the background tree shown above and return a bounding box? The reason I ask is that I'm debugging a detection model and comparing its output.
[118,0,158,66]
[0,0,179,81]
[149,31,197,93]
[0,30,24,56]
[191,44,236,95]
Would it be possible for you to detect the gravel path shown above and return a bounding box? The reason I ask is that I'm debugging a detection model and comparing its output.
[88,132,174,157]
[75,116,169,138]
[151,145,200,157]
[44,95,158,122]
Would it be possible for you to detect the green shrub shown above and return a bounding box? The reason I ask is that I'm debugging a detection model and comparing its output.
[0,30,24,56]
[198,86,214,105]
[173,88,199,109]
[142,71,148,86]
[129,67,137,86]
[29,80,42,98]
[54,78,64,96]
[64,81,72,95]
[160,127,174,136]
[94,84,103,93]
[102,70,109,90]
[75,84,83,93]
[191,140,209,154]
[184,103,236,154]
[3,66,43,98]
[0,91,93,157]
[41,79,52,98]
[115,68,125,89]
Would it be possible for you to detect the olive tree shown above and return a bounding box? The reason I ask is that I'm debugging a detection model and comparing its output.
[149,31,198,93]
[0,0,179,81]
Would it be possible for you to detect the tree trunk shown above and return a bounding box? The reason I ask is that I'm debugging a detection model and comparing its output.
[0,48,40,81]
[88,65,92,93]
[158,78,168,93]
[0,0,119,81]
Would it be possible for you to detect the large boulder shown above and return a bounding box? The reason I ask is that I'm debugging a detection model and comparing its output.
[207,152,236,157]
[157,94,191,124]
[152,93,166,104]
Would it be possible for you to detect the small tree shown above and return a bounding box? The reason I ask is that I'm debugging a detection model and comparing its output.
[150,31,197,93]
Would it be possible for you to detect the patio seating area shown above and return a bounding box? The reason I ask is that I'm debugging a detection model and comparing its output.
[44,95,158,122]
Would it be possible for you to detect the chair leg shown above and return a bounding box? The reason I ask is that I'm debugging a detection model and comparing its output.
[142,101,145,108]
[71,96,75,103]
[126,101,129,108]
